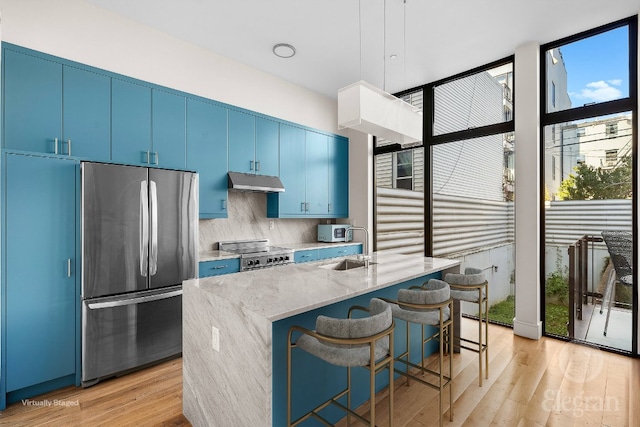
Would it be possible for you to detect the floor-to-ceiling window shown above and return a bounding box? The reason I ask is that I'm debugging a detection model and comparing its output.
[374,90,425,256]
[541,17,637,354]
[426,59,516,323]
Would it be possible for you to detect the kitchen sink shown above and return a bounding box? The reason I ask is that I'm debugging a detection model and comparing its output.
[320,259,371,271]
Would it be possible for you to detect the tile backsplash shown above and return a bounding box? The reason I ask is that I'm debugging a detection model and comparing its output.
[199,191,324,251]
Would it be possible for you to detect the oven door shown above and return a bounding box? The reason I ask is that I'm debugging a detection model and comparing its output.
[81,285,182,386]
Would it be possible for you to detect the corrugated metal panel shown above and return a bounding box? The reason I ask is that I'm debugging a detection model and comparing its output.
[375,187,424,255]
[432,134,504,201]
[433,194,514,257]
[545,199,632,246]
[434,72,504,135]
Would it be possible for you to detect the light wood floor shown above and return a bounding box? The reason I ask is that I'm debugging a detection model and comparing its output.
[0,319,638,426]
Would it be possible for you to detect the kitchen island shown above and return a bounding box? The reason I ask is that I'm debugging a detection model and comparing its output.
[183,252,460,427]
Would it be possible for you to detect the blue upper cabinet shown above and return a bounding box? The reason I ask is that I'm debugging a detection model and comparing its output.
[229,112,279,176]
[3,47,111,161]
[255,117,279,177]
[3,49,63,154]
[152,89,187,170]
[268,126,348,218]
[186,98,228,218]
[5,153,77,396]
[328,135,349,218]
[228,110,256,174]
[268,123,306,216]
[305,131,329,215]
[63,66,111,161]
[112,78,152,166]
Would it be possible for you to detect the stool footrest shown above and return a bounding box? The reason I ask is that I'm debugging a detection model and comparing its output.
[394,360,452,391]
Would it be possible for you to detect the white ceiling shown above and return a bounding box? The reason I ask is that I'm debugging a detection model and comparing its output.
[85,0,639,99]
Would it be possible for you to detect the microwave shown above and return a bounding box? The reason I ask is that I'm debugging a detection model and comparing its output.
[318,224,352,243]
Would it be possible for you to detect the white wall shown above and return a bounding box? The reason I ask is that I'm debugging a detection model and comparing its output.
[0,0,339,135]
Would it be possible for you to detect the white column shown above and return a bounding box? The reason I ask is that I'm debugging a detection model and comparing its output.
[345,130,374,246]
[513,41,543,340]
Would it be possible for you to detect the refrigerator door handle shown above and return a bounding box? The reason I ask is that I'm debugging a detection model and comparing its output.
[86,288,182,309]
[140,181,149,277]
[149,180,158,276]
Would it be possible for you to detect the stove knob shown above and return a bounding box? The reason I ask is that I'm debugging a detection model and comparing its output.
[247,260,254,266]
[267,258,273,263]
[255,260,260,265]
[279,256,284,262]
[284,255,290,261]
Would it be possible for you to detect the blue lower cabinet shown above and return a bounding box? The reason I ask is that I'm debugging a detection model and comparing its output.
[318,245,362,260]
[294,249,319,263]
[3,153,78,407]
[199,259,241,277]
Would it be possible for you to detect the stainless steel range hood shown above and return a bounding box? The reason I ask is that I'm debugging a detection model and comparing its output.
[227,172,285,193]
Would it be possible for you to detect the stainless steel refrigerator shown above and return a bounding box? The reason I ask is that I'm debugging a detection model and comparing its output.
[81,162,198,386]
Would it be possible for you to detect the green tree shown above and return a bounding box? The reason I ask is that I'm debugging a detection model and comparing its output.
[558,156,632,200]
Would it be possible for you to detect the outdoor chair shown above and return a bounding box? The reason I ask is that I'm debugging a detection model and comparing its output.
[600,231,633,337]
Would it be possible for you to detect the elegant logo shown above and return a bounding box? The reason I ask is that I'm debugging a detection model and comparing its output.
[540,341,619,417]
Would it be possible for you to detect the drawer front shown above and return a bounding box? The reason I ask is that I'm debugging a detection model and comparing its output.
[294,249,319,263]
[199,259,241,277]
[319,245,362,260]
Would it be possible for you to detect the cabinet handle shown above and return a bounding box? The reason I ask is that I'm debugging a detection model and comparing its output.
[256,160,261,171]
[67,139,72,156]
[222,199,227,210]
[250,160,254,171]
[53,137,59,154]
[302,254,311,258]
[338,250,347,254]
[212,265,228,270]
[305,202,309,212]
[146,151,151,164]
[301,202,305,212]
[328,203,331,213]
[67,259,72,277]
[153,151,159,165]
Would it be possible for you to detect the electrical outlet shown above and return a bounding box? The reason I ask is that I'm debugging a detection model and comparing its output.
[211,326,220,352]
[269,220,275,230]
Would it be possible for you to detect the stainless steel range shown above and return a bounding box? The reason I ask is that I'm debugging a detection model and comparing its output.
[219,239,294,271]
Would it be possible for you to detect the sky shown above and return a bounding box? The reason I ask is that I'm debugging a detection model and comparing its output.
[560,25,629,107]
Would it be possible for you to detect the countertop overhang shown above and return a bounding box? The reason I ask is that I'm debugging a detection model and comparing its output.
[185,252,460,322]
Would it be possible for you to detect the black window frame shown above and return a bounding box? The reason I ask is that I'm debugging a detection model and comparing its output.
[539,15,638,355]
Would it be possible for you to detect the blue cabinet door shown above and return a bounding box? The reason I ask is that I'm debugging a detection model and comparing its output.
[63,66,111,161]
[186,98,228,218]
[294,249,319,263]
[255,117,279,177]
[199,259,241,277]
[5,153,76,392]
[327,135,349,218]
[112,78,152,165]
[228,110,256,174]
[305,131,329,215]
[273,124,306,216]
[3,49,62,154]
[152,89,186,170]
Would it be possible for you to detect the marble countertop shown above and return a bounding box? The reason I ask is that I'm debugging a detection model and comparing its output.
[186,252,460,322]
[199,250,240,262]
[199,242,362,262]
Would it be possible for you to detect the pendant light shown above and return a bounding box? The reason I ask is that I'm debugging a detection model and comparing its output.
[337,0,422,144]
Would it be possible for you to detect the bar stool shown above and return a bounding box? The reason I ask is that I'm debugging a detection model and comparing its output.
[382,279,453,427]
[444,267,489,386]
[287,298,395,427]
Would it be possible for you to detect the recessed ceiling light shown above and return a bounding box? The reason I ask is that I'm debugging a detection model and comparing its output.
[273,43,296,58]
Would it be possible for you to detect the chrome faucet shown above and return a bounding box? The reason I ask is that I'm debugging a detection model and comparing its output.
[347,226,370,268]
